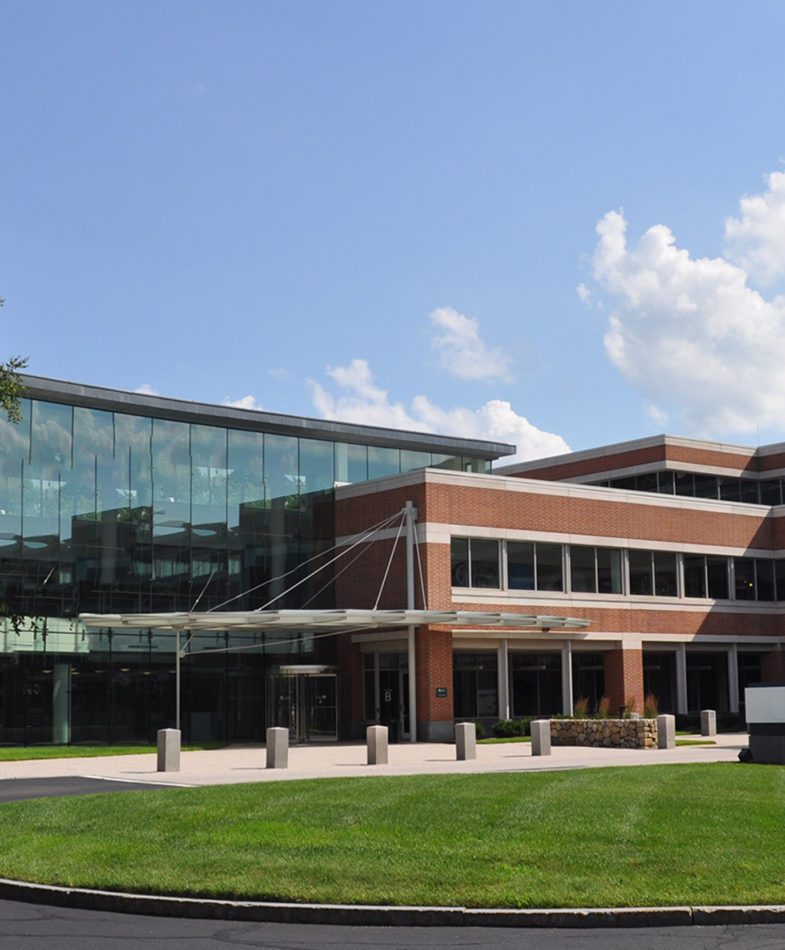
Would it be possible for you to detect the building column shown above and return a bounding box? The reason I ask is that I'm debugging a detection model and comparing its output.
[603,641,644,715]
[561,640,573,716]
[497,640,510,720]
[52,662,70,745]
[415,626,454,742]
[728,644,739,714]
[676,643,688,714]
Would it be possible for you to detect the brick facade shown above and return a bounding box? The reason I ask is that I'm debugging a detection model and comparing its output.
[333,444,785,740]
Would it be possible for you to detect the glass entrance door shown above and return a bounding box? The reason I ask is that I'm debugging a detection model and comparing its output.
[366,653,410,741]
[267,667,338,743]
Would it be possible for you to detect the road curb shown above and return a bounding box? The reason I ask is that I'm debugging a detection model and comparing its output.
[2,878,785,927]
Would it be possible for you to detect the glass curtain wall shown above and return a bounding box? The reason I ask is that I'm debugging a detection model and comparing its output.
[0,396,474,743]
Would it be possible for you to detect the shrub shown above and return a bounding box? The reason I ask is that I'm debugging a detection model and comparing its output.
[624,694,638,718]
[472,721,486,740]
[492,719,516,738]
[574,696,589,718]
[596,696,610,719]
[644,693,659,718]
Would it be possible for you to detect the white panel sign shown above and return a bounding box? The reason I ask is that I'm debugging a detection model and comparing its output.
[745,686,785,724]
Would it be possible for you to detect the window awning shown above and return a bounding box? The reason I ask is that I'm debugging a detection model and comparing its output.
[79,609,590,632]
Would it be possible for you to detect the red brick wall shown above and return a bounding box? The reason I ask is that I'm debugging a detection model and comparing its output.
[604,648,645,713]
[415,626,453,724]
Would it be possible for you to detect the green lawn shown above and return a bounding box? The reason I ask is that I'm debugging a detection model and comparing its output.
[0,743,224,761]
[477,735,531,744]
[0,763,783,908]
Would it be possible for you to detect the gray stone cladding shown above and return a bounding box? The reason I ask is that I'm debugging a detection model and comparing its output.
[550,718,657,749]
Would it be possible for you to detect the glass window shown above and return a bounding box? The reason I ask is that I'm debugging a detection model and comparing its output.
[654,552,678,596]
[636,472,658,493]
[368,447,400,480]
[610,476,636,490]
[470,539,500,589]
[734,558,756,601]
[430,454,462,471]
[570,545,596,593]
[536,543,563,591]
[693,474,718,499]
[227,429,265,528]
[597,548,623,594]
[334,443,368,484]
[657,471,675,494]
[264,434,299,505]
[776,560,785,601]
[299,438,334,495]
[115,413,152,508]
[756,559,775,601]
[739,479,759,504]
[718,477,740,502]
[507,541,535,590]
[629,550,653,595]
[675,472,694,497]
[30,400,72,469]
[684,555,707,598]
[451,538,470,587]
[464,458,491,474]
[706,556,729,599]
[760,478,782,506]
[400,450,431,473]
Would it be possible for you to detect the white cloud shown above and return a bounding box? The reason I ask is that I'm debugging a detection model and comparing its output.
[725,170,785,285]
[588,198,785,436]
[576,282,592,303]
[269,367,288,379]
[429,306,512,381]
[224,395,264,411]
[134,384,159,396]
[309,358,569,463]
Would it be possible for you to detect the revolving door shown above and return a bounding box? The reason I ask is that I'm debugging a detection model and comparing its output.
[267,665,338,743]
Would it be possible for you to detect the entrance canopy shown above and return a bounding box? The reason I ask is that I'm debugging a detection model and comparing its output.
[80,609,590,632]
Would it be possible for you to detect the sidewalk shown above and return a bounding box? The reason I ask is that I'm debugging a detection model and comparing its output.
[0,733,748,788]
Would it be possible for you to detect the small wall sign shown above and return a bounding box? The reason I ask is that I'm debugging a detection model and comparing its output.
[435,687,448,698]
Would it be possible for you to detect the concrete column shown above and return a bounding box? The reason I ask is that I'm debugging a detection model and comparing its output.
[266,726,289,769]
[701,709,717,737]
[455,722,476,760]
[531,719,551,756]
[676,643,688,714]
[728,644,739,714]
[157,728,181,772]
[497,640,510,720]
[657,714,676,750]
[367,724,388,765]
[561,641,573,716]
[52,662,70,745]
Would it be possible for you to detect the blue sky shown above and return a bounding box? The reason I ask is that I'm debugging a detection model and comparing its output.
[4,1,785,461]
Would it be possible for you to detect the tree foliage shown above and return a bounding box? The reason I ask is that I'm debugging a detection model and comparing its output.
[0,297,27,423]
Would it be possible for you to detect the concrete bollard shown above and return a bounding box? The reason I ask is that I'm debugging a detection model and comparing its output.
[367,724,389,765]
[657,713,676,749]
[157,728,181,772]
[531,719,551,756]
[455,722,477,761]
[266,727,289,769]
[701,709,717,737]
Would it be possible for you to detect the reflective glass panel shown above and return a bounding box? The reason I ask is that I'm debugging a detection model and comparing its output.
[570,545,596,593]
[683,555,706,598]
[400,450,431,473]
[451,537,469,586]
[756,559,775,601]
[299,438,334,494]
[653,552,678,596]
[706,556,729,599]
[368,447,400,480]
[629,550,653,595]
[334,442,368,484]
[597,547,623,594]
[734,558,756,600]
[470,539,500,589]
[536,543,563,591]
[507,541,534,590]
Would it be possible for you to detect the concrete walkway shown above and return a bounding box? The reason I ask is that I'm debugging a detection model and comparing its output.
[0,733,748,788]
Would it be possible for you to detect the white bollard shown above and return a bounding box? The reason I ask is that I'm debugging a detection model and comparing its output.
[367,724,389,765]
[700,709,717,737]
[266,726,289,769]
[455,722,477,760]
[531,719,551,756]
[157,728,181,772]
[657,713,676,750]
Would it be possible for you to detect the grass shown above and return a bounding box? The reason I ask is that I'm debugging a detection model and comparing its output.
[675,739,716,747]
[477,736,531,744]
[0,743,225,761]
[0,763,784,908]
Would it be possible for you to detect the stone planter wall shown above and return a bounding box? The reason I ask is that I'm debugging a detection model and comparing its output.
[550,718,657,749]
